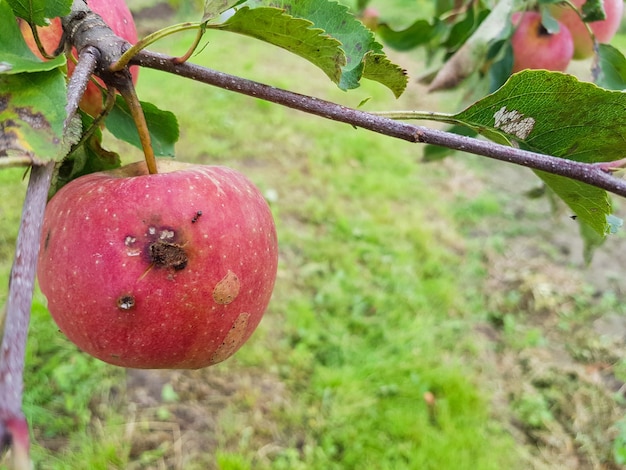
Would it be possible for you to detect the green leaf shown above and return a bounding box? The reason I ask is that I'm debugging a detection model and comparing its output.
[105,96,179,157]
[216,6,345,85]
[539,5,561,34]
[452,71,626,235]
[237,0,407,96]
[444,5,490,51]
[578,212,622,264]
[377,18,446,52]
[50,114,122,197]
[581,0,606,21]
[596,44,626,90]
[428,0,514,91]
[536,171,611,236]
[362,52,407,97]
[0,1,66,74]
[271,0,407,96]
[203,0,245,22]
[7,0,72,26]
[0,70,69,162]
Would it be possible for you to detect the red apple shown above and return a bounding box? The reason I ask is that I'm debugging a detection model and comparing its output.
[550,0,624,59]
[37,160,278,369]
[19,0,139,116]
[510,11,574,73]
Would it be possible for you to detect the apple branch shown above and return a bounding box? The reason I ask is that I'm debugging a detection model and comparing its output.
[64,45,100,129]
[0,162,54,469]
[131,50,626,199]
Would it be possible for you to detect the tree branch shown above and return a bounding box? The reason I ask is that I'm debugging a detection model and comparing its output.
[64,45,99,129]
[131,50,626,199]
[0,162,54,468]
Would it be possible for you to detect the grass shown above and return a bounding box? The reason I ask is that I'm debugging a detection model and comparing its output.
[1,2,625,468]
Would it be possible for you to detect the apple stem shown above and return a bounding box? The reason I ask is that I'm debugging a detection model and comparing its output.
[0,162,55,468]
[116,80,158,175]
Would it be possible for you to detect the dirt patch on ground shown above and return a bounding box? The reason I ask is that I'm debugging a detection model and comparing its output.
[123,365,293,469]
[448,157,626,469]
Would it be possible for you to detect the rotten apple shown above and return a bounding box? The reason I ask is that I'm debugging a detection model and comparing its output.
[37,160,278,369]
[510,11,574,73]
[19,0,139,117]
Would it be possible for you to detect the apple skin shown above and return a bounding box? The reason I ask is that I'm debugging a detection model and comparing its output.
[19,0,139,117]
[37,160,278,369]
[511,12,574,73]
[550,0,624,59]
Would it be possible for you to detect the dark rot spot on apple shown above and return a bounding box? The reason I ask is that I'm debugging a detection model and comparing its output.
[210,313,250,364]
[212,270,240,304]
[117,294,135,311]
[148,240,188,271]
[191,210,203,223]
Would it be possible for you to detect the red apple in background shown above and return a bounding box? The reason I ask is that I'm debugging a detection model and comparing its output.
[510,11,574,72]
[360,6,380,31]
[37,160,278,369]
[550,0,624,59]
[19,0,139,116]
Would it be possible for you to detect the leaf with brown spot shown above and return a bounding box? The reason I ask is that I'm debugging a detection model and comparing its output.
[0,71,69,163]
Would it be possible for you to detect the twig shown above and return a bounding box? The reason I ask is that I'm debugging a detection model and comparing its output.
[132,50,626,199]
[0,162,54,468]
[64,45,100,129]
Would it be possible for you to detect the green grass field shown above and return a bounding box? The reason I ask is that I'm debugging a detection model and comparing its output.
[2,1,626,468]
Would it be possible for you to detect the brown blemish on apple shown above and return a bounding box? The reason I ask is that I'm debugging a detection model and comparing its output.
[212,270,240,304]
[117,294,135,310]
[148,240,188,270]
[210,313,250,364]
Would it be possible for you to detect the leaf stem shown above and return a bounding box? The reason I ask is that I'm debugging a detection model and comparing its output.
[27,23,56,60]
[131,49,626,198]
[116,79,158,175]
[370,110,461,126]
[172,24,207,64]
[0,162,54,467]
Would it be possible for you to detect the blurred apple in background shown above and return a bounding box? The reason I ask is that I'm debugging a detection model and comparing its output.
[550,0,624,59]
[511,11,574,72]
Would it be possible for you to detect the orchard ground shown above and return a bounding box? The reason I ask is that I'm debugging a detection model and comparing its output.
[2,1,626,468]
